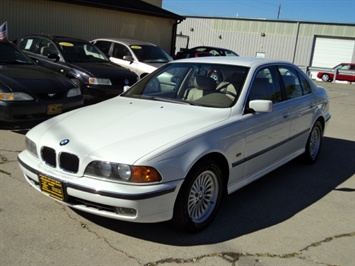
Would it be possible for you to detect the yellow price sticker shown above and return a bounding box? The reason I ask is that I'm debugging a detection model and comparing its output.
[131,45,142,49]
[59,42,74,47]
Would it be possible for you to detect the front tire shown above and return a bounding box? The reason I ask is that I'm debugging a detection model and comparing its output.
[173,160,223,233]
[304,121,323,163]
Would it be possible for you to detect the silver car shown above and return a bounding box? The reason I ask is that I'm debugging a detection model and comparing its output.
[18,57,330,232]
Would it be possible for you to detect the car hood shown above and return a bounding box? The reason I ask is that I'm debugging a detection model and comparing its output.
[0,64,74,93]
[29,96,231,165]
[68,62,137,78]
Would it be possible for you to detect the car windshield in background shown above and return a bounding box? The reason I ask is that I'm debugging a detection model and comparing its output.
[130,45,172,63]
[59,41,109,63]
[123,63,249,108]
[0,43,33,64]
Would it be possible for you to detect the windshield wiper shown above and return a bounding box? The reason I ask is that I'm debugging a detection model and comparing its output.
[150,96,192,105]
[124,95,193,105]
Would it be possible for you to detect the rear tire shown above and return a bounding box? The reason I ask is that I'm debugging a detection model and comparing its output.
[321,74,331,82]
[173,160,223,233]
[303,121,323,164]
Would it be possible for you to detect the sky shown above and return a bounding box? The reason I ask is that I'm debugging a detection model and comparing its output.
[162,0,355,24]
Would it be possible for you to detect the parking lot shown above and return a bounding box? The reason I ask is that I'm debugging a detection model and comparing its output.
[0,81,354,266]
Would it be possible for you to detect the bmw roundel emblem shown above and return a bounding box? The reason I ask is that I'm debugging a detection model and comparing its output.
[60,139,70,146]
[124,79,129,85]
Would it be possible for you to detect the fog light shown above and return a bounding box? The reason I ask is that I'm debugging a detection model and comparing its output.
[114,207,137,217]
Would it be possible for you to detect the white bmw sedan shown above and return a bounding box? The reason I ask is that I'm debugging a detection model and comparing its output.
[18,57,331,232]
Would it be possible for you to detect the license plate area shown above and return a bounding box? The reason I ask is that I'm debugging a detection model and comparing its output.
[47,104,62,115]
[39,174,64,201]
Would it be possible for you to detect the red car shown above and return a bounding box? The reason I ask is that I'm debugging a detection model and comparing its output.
[317,63,355,82]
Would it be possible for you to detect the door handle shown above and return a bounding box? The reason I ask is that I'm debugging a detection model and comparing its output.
[283,112,288,118]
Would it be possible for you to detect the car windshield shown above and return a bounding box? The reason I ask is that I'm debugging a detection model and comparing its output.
[122,62,249,108]
[130,45,172,63]
[0,42,33,64]
[59,41,109,63]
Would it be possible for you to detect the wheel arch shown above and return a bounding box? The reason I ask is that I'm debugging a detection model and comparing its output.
[188,152,230,196]
[314,116,325,135]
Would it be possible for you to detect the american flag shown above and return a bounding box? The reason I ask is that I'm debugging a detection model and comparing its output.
[0,22,8,40]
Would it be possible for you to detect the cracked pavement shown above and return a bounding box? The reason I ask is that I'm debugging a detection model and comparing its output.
[1,81,354,266]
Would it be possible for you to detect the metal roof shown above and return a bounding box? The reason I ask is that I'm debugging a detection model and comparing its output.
[53,0,185,20]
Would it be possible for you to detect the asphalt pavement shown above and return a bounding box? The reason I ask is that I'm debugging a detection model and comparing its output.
[1,81,354,266]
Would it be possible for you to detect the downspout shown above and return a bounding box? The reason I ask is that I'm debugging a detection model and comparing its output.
[292,21,300,63]
[171,19,183,57]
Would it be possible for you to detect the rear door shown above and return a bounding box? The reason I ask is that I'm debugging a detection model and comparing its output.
[92,40,113,58]
[277,65,315,150]
[18,37,65,74]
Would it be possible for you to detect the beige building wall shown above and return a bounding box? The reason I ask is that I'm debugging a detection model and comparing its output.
[0,0,174,53]
[176,17,355,66]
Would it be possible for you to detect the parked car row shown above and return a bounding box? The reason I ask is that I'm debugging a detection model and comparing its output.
[2,34,181,129]
[15,35,139,104]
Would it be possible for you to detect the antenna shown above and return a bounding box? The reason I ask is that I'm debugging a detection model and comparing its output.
[277,4,281,19]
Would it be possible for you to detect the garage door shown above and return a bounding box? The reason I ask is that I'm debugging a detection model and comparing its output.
[312,37,355,68]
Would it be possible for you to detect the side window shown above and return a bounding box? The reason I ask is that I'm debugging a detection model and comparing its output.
[249,67,282,103]
[299,74,312,95]
[278,66,303,99]
[38,39,58,56]
[112,43,131,59]
[94,41,111,56]
[339,64,350,70]
[18,38,38,52]
[278,66,311,98]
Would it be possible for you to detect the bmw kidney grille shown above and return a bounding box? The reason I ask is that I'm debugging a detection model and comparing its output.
[41,146,79,173]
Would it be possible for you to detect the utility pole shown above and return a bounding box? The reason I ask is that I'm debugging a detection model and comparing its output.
[277,4,281,19]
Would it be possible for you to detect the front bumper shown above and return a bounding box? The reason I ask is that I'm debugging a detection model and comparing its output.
[18,151,182,223]
[0,97,83,128]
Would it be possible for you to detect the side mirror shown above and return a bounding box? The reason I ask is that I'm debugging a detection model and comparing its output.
[249,100,273,113]
[123,55,134,63]
[123,85,131,92]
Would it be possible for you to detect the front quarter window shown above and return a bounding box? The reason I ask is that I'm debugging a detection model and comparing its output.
[248,67,282,103]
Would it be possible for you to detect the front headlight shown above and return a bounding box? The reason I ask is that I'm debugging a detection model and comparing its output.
[25,137,38,158]
[0,92,34,101]
[84,161,162,183]
[88,78,112,85]
[67,87,81,97]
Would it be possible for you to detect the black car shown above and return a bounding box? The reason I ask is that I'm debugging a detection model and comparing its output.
[0,41,83,129]
[15,35,138,103]
[175,46,239,60]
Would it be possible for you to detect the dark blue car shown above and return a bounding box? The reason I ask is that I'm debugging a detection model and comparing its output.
[0,41,83,129]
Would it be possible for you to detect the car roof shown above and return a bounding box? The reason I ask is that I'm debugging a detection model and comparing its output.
[173,56,290,68]
[93,38,156,46]
[21,34,89,43]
